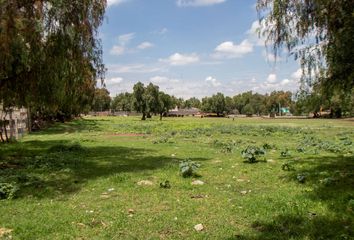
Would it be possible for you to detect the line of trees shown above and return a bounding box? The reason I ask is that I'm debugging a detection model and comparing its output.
[104,83,354,120]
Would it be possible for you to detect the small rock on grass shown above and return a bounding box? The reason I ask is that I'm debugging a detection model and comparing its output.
[191,180,205,185]
[137,180,153,186]
[194,224,204,231]
[0,228,13,238]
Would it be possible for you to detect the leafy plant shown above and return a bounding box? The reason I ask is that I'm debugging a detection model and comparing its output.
[296,146,305,152]
[347,199,354,211]
[280,148,291,157]
[241,146,266,163]
[179,160,200,178]
[263,143,276,150]
[320,177,337,186]
[0,183,18,200]
[281,162,295,171]
[160,180,171,189]
[152,136,172,144]
[297,174,306,183]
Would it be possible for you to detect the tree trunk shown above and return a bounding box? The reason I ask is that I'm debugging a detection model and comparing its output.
[9,111,14,140]
[160,113,163,121]
[0,123,4,143]
[3,119,9,142]
[27,105,32,132]
[141,113,146,120]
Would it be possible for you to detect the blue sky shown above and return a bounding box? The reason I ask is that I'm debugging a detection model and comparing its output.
[100,0,301,98]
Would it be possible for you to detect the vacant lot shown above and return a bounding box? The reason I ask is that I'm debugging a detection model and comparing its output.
[0,117,353,239]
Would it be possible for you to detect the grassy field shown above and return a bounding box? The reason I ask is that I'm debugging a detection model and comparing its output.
[0,116,353,239]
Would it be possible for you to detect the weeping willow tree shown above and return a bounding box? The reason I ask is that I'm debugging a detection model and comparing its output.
[0,0,106,130]
[257,0,354,97]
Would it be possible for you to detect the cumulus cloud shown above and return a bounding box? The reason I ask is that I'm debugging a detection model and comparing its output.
[110,45,125,56]
[109,33,136,56]
[213,40,253,58]
[152,28,168,35]
[291,68,303,80]
[118,33,135,46]
[150,76,180,84]
[137,42,154,50]
[159,53,200,66]
[205,76,221,87]
[107,0,129,7]
[263,51,281,62]
[177,0,226,7]
[108,64,164,74]
[246,20,266,46]
[109,77,124,84]
[266,73,277,83]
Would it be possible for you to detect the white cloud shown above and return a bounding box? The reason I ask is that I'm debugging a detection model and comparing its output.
[118,33,135,46]
[177,0,226,7]
[263,52,280,62]
[247,20,260,35]
[205,76,221,87]
[108,77,124,84]
[150,76,180,84]
[281,79,291,86]
[213,40,253,58]
[107,0,129,7]
[291,68,303,80]
[110,45,125,56]
[108,64,164,74]
[160,53,200,66]
[266,73,277,83]
[137,42,154,50]
[110,33,135,56]
[152,28,168,35]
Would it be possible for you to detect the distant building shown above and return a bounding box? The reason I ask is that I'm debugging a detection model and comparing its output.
[280,107,291,116]
[167,107,201,117]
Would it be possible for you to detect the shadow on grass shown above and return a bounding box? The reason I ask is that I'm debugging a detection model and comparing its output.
[31,118,103,135]
[226,155,354,240]
[0,140,208,199]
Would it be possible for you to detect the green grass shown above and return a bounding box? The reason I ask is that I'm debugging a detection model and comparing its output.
[0,116,353,239]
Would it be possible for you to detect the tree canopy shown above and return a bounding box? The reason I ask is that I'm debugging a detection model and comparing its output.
[0,0,106,127]
[257,0,354,94]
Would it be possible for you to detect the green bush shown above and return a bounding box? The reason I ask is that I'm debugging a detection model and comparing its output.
[160,180,171,189]
[0,183,18,200]
[241,146,266,163]
[280,148,291,157]
[281,162,295,171]
[179,160,200,178]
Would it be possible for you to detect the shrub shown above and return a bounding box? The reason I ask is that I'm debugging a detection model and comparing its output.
[241,146,266,163]
[347,199,354,211]
[0,183,18,200]
[296,174,306,183]
[296,146,305,152]
[320,177,337,186]
[179,160,200,178]
[262,143,274,150]
[281,162,295,171]
[280,148,291,157]
[160,180,171,189]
